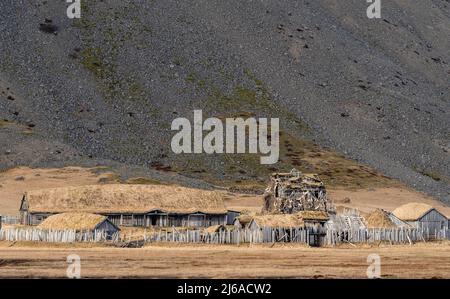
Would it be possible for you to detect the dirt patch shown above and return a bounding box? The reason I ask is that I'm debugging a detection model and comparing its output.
[0,242,449,278]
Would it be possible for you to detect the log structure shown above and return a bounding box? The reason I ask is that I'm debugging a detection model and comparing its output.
[263,169,335,214]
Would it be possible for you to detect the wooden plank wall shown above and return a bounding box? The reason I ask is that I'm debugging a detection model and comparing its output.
[0,215,20,225]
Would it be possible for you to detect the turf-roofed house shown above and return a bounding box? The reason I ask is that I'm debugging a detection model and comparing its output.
[234,211,329,231]
[392,203,449,232]
[19,185,235,227]
[38,212,120,238]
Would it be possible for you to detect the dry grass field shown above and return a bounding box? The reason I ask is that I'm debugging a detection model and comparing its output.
[0,242,450,278]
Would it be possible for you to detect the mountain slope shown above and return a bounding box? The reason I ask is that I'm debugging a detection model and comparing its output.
[0,0,449,201]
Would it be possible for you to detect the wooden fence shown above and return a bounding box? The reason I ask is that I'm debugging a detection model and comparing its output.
[139,227,450,246]
[1,226,449,246]
[324,227,435,246]
[0,227,119,243]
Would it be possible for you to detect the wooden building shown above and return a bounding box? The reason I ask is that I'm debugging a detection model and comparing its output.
[263,169,335,214]
[297,210,330,229]
[392,203,448,233]
[19,184,232,228]
[236,211,329,231]
[37,212,120,238]
[243,211,329,246]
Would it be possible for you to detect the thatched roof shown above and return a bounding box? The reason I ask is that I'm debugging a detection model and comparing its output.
[37,212,115,231]
[251,213,305,228]
[392,203,435,221]
[297,210,329,221]
[239,211,329,229]
[23,184,227,214]
[366,209,397,228]
[271,172,323,187]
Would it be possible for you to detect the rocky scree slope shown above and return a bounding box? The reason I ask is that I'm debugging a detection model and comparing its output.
[0,0,449,201]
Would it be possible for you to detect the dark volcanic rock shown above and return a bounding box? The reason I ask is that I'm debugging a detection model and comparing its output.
[38,23,58,34]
